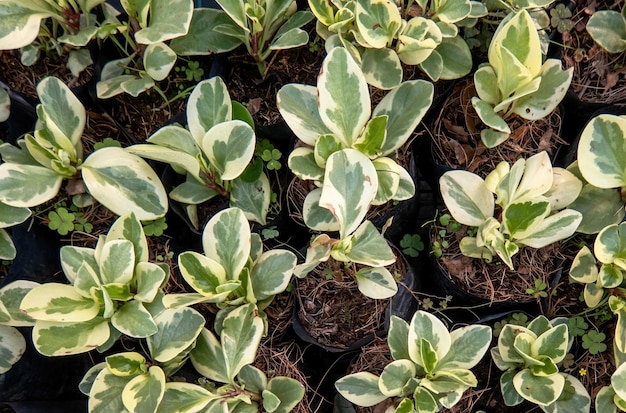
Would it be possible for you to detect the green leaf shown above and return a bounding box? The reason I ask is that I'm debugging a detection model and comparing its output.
[532,324,568,363]
[502,199,550,239]
[106,352,146,377]
[82,147,168,220]
[230,173,270,225]
[178,251,229,299]
[37,76,85,150]
[335,372,387,407]
[288,147,324,181]
[0,280,38,326]
[435,35,473,80]
[340,220,395,267]
[143,42,177,81]
[569,246,598,283]
[99,239,135,285]
[388,316,410,361]
[170,8,242,55]
[190,328,229,384]
[318,47,370,147]
[266,376,305,413]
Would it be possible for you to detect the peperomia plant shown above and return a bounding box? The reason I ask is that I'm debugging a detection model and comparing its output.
[163,207,297,324]
[471,9,572,147]
[439,151,583,269]
[0,0,105,75]
[0,76,168,221]
[586,3,626,54]
[0,280,38,374]
[188,303,305,413]
[278,46,433,230]
[291,149,400,300]
[309,0,487,87]
[209,0,314,77]
[127,77,271,227]
[19,212,172,356]
[490,315,591,412]
[569,222,626,308]
[335,310,492,412]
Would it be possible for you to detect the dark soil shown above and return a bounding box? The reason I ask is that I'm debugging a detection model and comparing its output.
[561,0,626,105]
[430,80,565,178]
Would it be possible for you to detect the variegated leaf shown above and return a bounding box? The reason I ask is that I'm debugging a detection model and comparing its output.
[187,78,232,143]
[302,188,340,232]
[266,376,305,413]
[577,114,626,189]
[436,325,492,370]
[318,47,370,147]
[190,328,229,384]
[378,359,416,397]
[531,324,568,363]
[250,250,297,301]
[143,42,176,81]
[99,239,135,285]
[440,170,494,226]
[20,283,99,322]
[360,48,402,89]
[278,84,329,146]
[230,173,270,225]
[82,148,168,220]
[122,366,165,413]
[569,246,598,284]
[202,207,250,280]
[147,307,204,363]
[33,317,110,356]
[156,382,216,413]
[88,368,131,413]
[502,198,550,239]
[106,352,146,377]
[107,212,149,264]
[354,266,397,299]
[319,149,378,238]
[221,303,264,382]
[288,147,324,181]
[335,372,387,407]
[409,311,451,366]
[0,280,38,326]
[513,369,564,406]
[516,209,582,248]
[111,300,158,338]
[340,220,395,267]
[178,251,229,298]
[134,262,167,303]
[0,325,25,373]
[595,223,626,265]
[388,316,410,361]
[0,1,55,49]
[37,76,85,150]
[543,167,583,211]
[202,120,255,181]
[134,0,192,44]
[373,79,433,155]
[0,163,62,207]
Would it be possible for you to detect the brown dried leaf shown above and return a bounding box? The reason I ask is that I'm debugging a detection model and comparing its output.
[247,97,262,115]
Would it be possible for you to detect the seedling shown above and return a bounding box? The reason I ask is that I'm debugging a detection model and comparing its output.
[526,278,548,299]
[581,330,607,355]
[46,203,93,236]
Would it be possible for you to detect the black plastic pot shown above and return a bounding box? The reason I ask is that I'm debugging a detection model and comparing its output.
[291,249,420,353]
[0,80,36,144]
